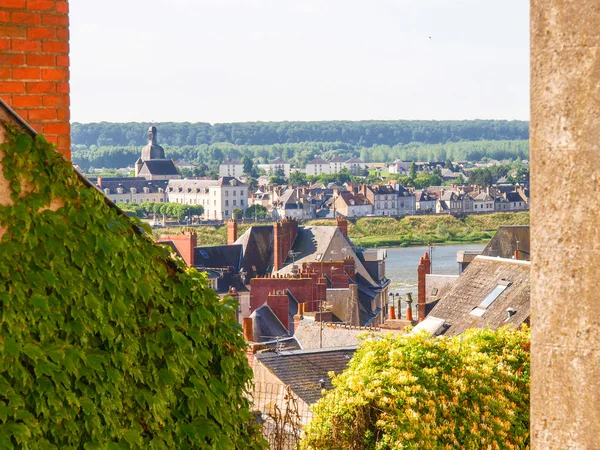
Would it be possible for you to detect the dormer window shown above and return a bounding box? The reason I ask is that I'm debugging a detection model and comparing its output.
[158,188,164,193]
[143,187,150,194]
[116,188,124,194]
[103,188,110,195]
[130,188,137,194]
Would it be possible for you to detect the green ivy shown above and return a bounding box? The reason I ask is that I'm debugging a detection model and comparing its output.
[0,127,264,449]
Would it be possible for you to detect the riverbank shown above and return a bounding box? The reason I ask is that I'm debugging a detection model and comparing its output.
[152,211,529,248]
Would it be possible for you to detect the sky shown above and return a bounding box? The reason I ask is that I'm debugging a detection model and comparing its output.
[70,0,529,124]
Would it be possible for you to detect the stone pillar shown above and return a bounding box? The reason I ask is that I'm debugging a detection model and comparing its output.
[531,1,600,447]
[417,257,426,322]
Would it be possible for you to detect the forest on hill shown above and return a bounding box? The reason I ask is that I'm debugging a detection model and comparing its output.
[72,119,529,148]
[71,120,530,172]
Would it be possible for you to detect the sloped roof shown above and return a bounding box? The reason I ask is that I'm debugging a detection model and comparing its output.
[270,158,288,164]
[235,225,274,278]
[427,256,530,336]
[481,226,530,259]
[329,156,346,163]
[251,304,291,342]
[193,244,243,270]
[338,192,370,206]
[138,159,180,176]
[345,157,364,164]
[255,347,356,404]
[94,178,168,194]
[275,226,377,287]
[222,159,242,165]
[307,158,328,165]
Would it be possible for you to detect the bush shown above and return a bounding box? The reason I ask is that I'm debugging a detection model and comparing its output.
[301,327,530,449]
[0,129,263,448]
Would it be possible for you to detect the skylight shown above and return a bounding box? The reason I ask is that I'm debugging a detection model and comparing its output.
[470,280,511,317]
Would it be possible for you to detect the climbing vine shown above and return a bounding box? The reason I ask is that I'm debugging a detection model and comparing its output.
[301,327,530,449]
[0,127,264,448]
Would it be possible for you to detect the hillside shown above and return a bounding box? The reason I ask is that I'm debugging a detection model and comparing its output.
[152,212,530,249]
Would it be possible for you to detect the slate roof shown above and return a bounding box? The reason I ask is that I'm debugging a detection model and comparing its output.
[345,157,364,164]
[255,347,356,404]
[138,159,180,176]
[307,158,328,165]
[481,226,530,259]
[270,158,288,164]
[251,304,291,341]
[338,192,370,206]
[222,159,242,165]
[427,256,530,336]
[93,178,168,194]
[329,156,346,163]
[235,225,274,278]
[193,244,243,270]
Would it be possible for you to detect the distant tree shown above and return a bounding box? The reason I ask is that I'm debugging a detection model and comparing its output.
[289,171,308,186]
[455,173,466,185]
[409,161,416,179]
[245,204,269,220]
[445,158,455,171]
[232,208,243,220]
[242,156,254,176]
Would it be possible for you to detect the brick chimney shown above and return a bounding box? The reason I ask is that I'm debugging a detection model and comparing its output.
[273,217,298,271]
[243,317,253,342]
[0,0,71,158]
[158,230,197,267]
[336,216,348,236]
[406,292,414,322]
[227,218,237,245]
[417,257,426,322]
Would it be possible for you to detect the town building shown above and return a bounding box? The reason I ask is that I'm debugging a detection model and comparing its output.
[306,157,330,176]
[166,177,248,220]
[91,177,168,204]
[268,158,291,178]
[344,157,366,174]
[329,156,346,174]
[219,159,244,178]
[134,126,181,180]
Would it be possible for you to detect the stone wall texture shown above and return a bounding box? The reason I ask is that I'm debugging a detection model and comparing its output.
[531,0,600,447]
[0,0,70,158]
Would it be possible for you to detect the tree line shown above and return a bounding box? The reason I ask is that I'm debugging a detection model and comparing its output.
[72,120,529,148]
[73,139,529,172]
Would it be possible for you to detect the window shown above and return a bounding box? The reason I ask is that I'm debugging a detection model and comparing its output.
[233,200,237,206]
[225,191,229,196]
[233,190,237,196]
[225,210,229,216]
[240,200,244,206]
[470,280,512,316]
[225,200,229,206]
[214,200,216,206]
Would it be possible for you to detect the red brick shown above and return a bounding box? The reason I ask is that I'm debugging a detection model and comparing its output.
[28,108,57,120]
[56,82,68,93]
[41,14,68,27]
[43,133,57,143]
[0,11,11,22]
[42,94,68,107]
[42,41,68,54]
[3,54,25,65]
[28,122,43,134]
[56,107,69,120]
[11,11,41,24]
[26,0,56,11]
[0,25,27,38]
[12,67,41,79]
[26,54,54,66]
[56,1,68,13]
[0,68,10,79]
[0,39,9,50]
[0,82,25,93]
[42,68,67,81]
[44,122,69,134]
[27,26,55,39]
[1,0,26,7]
[55,27,68,41]
[12,108,29,120]
[57,134,70,148]
[12,95,43,107]
[12,39,41,52]
[56,55,69,67]
[25,81,55,93]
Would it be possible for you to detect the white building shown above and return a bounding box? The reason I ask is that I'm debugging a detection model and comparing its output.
[167,177,248,220]
[268,158,291,179]
[329,156,346,174]
[95,178,168,204]
[219,159,244,178]
[306,157,330,176]
[344,157,366,174]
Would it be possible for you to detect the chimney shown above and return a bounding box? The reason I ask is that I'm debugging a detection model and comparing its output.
[423,252,431,275]
[389,305,396,320]
[406,293,414,322]
[227,218,237,245]
[417,257,426,322]
[336,216,348,236]
[243,317,254,342]
[97,177,103,188]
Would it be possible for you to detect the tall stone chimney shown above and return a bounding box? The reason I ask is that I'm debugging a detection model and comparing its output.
[336,216,348,236]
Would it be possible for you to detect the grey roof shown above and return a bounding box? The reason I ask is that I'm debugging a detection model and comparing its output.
[235,225,274,278]
[250,304,291,342]
[307,158,328,165]
[255,347,356,404]
[439,190,457,201]
[270,158,288,164]
[482,226,530,259]
[193,244,243,270]
[329,156,346,163]
[138,159,180,176]
[427,256,530,336]
[275,226,377,287]
[345,157,364,164]
[216,177,246,187]
[141,143,166,160]
[221,159,242,165]
[95,178,168,194]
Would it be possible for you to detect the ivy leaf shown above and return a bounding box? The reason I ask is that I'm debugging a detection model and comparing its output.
[2,338,20,358]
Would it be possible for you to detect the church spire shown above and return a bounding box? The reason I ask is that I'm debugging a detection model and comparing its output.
[148,126,158,145]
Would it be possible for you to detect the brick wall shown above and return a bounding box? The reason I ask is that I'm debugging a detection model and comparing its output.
[0,0,70,158]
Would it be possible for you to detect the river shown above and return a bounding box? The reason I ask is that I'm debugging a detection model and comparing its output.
[385,243,487,299]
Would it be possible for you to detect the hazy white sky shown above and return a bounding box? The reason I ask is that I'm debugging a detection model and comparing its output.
[70,0,529,124]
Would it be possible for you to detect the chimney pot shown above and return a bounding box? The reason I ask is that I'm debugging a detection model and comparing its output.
[243,317,254,342]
